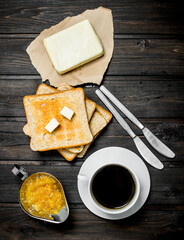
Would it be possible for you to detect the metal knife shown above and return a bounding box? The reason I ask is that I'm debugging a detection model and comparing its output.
[95,89,164,170]
[100,85,175,159]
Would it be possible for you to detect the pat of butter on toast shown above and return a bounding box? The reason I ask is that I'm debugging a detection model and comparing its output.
[60,106,74,120]
[43,19,104,74]
[45,118,60,133]
[23,88,93,151]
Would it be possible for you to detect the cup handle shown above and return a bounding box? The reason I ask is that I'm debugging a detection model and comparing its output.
[11,164,28,181]
[77,174,89,182]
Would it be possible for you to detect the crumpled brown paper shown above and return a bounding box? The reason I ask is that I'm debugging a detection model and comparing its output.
[26,6,114,87]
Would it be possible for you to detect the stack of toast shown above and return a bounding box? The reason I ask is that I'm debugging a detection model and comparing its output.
[23,83,112,161]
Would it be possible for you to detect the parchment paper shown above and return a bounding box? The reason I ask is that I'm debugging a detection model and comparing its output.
[26,6,114,87]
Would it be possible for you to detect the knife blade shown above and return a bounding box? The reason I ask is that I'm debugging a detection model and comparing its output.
[95,89,164,170]
[100,85,175,159]
[133,136,164,170]
[142,127,175,158]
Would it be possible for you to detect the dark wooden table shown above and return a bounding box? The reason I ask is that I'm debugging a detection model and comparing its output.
[0,1,184,239]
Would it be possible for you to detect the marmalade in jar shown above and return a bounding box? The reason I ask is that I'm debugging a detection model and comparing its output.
[20,172,66,220]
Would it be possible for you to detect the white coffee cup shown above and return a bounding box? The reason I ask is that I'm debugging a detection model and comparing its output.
[78,163,140,215]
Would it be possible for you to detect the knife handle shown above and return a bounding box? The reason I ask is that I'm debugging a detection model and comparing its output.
[95,89,136,139]
[100,85,144,130]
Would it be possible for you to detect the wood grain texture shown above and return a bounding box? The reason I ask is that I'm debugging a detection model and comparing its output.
[0,138,183,163]
[0,0,184,239]
[0,205,183,240]
[0,0,184,35]
[0,117,183,162]
[0,78,183,117]
[1,118,183,141]
[0,163,184,206]
[0,38,184,76]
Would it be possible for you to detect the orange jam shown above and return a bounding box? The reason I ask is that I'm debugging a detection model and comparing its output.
[20,173,66,220]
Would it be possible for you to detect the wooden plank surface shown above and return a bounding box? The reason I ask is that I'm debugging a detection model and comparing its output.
[0,38,184,76]
[0,205,183,240]
[0,0,184,35]
[0,118,183,145]
[0,0,184,239]
[0,163,184,206]
[0,78,183,118]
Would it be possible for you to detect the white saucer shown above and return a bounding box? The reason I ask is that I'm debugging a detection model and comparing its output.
[77,147,151,220]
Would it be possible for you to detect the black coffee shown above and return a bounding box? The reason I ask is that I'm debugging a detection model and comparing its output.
[91,165,135,209]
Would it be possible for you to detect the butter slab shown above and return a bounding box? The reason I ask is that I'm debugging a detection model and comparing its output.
[43,19,104,74]
[45,118,60,133]
[60,106,74,120]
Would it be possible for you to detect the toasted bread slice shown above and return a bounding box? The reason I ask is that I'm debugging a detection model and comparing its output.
[57,83,96,122]
[61,107,112,160]
[23,83,112,160]
[57,83,96,154]
[96,104,112,123]
[77,133,99,158]
[58,84,112,159]
[36,84,60,95]
[23,83,96,154]
[37,84,96,153]
[23,84,82,158]
[23,124,31,136]
[23,88,93,151]
[57,148,77,161]
[77,111,107,158]
[57,83,73,91]
[77,105,112,158]
[23,84,59,137]
[62,111,107,160]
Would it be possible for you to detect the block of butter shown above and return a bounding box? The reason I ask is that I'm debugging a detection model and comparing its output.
[43,19,104,74]
[60,106,74,120]
[45,118,60,133]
